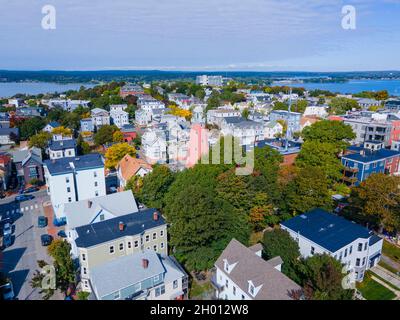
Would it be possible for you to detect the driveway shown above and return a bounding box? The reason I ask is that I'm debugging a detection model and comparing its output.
[0,190,59,300]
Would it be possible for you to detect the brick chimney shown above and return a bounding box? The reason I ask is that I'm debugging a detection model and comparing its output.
[119,221,125,231]
[153,211,159,221]
[142,258,149,269]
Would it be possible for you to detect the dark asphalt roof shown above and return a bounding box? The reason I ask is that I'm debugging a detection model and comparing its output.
[75,209,166,248]
[44,153,103,175]
[369,235,383,246]
[281,208,371,253]
[48,139,76,151]
[342,148,400,163]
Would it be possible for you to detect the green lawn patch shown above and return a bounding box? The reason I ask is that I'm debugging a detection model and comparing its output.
[189,280,213,299]
[382,240,400,264]
[378,260,400,274]
[356,272,396,300]
[369,271,400,291]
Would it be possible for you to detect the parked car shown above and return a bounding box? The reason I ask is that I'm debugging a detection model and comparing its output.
[1,282,15,300]
[23,186,39,194]
[40,234,53,246]
[2,222,12,236]
[38,216,48,228]
[57,230,67,238]
[3,233,12,248]
[15,194,34,202]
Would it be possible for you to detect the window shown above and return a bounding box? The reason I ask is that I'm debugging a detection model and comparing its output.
[145,235,150,242]
[310,247,315,255]
[362,257,366,266]
[364,242,368,251]
[94,181,98,187]
[155,285,165,297]
[95,191,99,197]
[153,245,157,251]
[67,187,71,193]
[153,232,157,240]
[173,280,178,289]
[100,214,105,221]
[119,243,124,251]
[160,242,164,249]
[242,295,245,300]
[94,171,97,178]
[83,267,87,275]
[356,258,360,267]
[349,246,353,255]
[128,242,131,249]
[68,197,72,202]
[249,284,254,295]
[110,246,114,254]
[134,240,139,248]
[154,275,160,282]
[66,177,70,183]
[358,243,363,252]
[113,292,120,300]
[339,252,343,261]
[344,249,348,258]
[82,254,86,261]
[233,286,236,295]
[225,279,229,288]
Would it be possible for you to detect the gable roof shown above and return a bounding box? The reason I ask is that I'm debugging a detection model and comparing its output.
[118,154,152,182]
[342,148,400,163]
[281,208,371,252]
[47,121,60,128]
[215,239,301,300]
[48,139,77,151]
[12,147,42,164]
[75,208,166,248]
[64,190,139,229]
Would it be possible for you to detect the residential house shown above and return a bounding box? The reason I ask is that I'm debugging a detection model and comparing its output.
[212,239,301,300]
[110,109,129,129]
[385,99,400,112]
[142,129,168,164]
[207,109,242,127]
[91,108,110,129]
[356,98,380,109]
[60,190,139,249]
[117,154,152,188]
[43,121,61,133]
[80,118,94,133]
[73,209,168,292]
[281,208,383,282]
[44,153,106,210]
[0,128,19,145]
[120,84,144,98]
[48,135,77,160]
[264,121,283,139]
[120,124,137,143]
[12,147,44,186]
[221,117,264,146]
[45,99,90,111]
[341,141,400,186]
[303,106,328,118]
[269,110,302,138]
[0,113,10,128]
[0,154,12,191]
[300,116,320,131]
[89,250,188,300]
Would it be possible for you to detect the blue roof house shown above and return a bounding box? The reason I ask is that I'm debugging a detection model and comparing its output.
[341,141,400,186]
[280,208,383,282]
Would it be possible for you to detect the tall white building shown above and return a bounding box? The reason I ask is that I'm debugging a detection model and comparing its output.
[44,154,106,214]
[91,108,110,129]
[196,75,223,87]
[110,109,129,128]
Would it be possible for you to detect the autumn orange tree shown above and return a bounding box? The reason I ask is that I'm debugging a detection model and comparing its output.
[112,130,124,143]
[167,105,192,120]
[104,143,136,169]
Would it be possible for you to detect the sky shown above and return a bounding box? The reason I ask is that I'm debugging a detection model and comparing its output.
[0,0,399,71]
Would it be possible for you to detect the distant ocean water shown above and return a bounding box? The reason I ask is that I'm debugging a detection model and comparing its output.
[0,82,96,98]
[272,79,400,96]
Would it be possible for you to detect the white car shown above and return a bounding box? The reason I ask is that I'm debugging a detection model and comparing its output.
[1,282,15,300]
[2,223,11,237]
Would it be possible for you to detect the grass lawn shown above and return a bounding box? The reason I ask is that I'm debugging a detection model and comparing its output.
[382,240,400,264]
[189,281,213,299]
[356,272,396,300]
[370,271,400,291]
[378,260,400,274]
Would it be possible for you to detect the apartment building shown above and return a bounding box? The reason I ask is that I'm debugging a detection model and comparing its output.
[43,153,106,210]
[73,209,168,292]
[220,117,264,146]
[281,208,383,283]
[91,108,110,129]
[48,135,76,160]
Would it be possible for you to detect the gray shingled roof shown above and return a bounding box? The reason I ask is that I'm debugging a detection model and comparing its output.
[215,239,301,300]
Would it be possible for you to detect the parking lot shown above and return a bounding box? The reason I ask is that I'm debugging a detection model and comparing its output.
[0,190,59,300]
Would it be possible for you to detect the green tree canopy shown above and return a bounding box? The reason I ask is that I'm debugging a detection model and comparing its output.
[93,125,119,146]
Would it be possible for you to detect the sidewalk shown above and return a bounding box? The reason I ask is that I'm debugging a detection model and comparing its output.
[371,265,400,289]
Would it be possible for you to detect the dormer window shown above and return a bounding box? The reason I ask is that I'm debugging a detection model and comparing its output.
[249,284,255,296]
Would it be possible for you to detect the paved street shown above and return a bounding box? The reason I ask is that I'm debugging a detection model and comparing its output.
[0,190,56,300]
